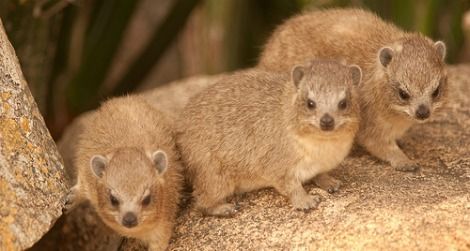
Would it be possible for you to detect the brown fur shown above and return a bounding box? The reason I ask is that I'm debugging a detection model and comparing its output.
[58,111,95,183]
[65,96,182,251]
[177,63,361,216]
[259,8,448,171]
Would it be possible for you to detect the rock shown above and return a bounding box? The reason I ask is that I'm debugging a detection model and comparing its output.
[168,65,470,250]
[0,19,68,250]
[32,65,470,250]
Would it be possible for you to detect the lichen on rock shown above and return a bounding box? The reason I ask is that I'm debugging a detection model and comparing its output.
[0,19,67,250]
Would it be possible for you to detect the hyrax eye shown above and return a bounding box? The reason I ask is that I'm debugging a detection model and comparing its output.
[398,88,410,100]
[338,99,347,110]
[432,85,440,99]
[110,194,119,207]
[142,195,151,207]
[307,99,316,109]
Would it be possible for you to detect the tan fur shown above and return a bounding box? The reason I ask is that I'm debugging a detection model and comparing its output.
[65,96,182,251]
[259,8,448,171]
[177,63,360,216]
[57,111,95,183]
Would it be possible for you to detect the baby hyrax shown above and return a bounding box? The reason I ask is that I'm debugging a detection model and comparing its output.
[177,61,362,217]
[65,96,182,251]
[259,8,448,172]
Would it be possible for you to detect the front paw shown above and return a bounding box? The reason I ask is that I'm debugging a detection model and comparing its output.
[203,203,239,217]
[394,162,420,172]
[314,174,342,193]
[148,242,167,251]
[291,193,321,212]
[63,188,79,213]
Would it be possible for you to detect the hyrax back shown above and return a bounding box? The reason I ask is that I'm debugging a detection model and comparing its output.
[259,8,448,172]
[58,111,95,183]
[177,61,362,216]
[68,96,182,251]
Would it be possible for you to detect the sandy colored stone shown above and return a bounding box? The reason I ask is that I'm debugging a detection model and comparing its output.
[0,19,67,250]
[165,65,470,250]
[33,65,469,250]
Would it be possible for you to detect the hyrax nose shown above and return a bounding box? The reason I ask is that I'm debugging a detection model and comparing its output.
[320,114,335,131]
[122,212,138,228]
[415,104,430,120]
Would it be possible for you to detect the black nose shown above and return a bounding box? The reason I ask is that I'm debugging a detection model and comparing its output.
[320,114,335,131]
[415,105,430,120]
[122,212,138,228]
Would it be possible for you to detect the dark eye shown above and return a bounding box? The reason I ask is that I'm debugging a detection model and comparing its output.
[142,195,151,207]
[307,99,316,109]
[432,85,440,99]
[398,88,410,100]
[338,99,347,110]
[110,194,119,207]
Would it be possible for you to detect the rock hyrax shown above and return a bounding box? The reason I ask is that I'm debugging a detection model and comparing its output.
[259,8,448,171]
[65,96,182,251]
[177,62,362,216]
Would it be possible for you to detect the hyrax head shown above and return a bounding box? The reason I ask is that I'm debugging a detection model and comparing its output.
[90,147,168,234]
[291,60,362,136]
[378,36,447,122]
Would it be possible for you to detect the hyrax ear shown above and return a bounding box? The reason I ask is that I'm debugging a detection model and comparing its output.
[434,41,446,61]
[152,150,168,174]
[90,155,108,178]
[291,65,306,88]
[378,47,394,67]
[349,65,362,87]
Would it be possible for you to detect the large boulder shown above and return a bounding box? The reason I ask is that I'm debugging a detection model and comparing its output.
[33,65,469,250]
[0,19,67,250]
[169,65,470,250]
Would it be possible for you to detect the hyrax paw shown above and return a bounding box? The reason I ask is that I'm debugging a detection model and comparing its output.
[148,242,167,251]
[315,176,342,194]
[205,203,238,217]
[63,190,78,213]
[327,185,340,194]
[394,162,420,172]
[292,194,321,212]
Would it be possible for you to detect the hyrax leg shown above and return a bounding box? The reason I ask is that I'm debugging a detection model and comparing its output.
[193,170,237,217]
[313,173,341,193]
[146,227,171,251]
[63,182,86,213]
[147,243,165,251]
[361,137,419,172]
[276,175,321,211]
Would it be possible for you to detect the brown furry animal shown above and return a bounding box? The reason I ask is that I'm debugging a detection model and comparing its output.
[177,62,362,217]
[64,96,182,251]
[259,8,448,171]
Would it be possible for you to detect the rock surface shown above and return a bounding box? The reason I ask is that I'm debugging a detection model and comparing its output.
[32,65,469,250]
[0,19,68,250]
[167,65,470,250]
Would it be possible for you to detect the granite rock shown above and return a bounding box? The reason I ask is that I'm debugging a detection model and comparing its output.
[0,19,67,250]
[33,65,470,250]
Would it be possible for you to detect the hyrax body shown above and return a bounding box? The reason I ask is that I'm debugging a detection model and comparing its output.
[66,96,182,251]
[177,62,362,216]
[58,111,95,182]
[259,8,448,171]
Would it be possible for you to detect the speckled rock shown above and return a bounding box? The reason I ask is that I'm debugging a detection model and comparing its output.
[168,65,470,250]
[0,19,68,250]
[33,65,469,250]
